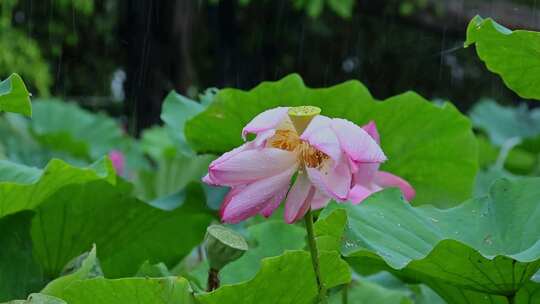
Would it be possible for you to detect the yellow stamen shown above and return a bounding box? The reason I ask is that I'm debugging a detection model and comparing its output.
[268,128,328,168]
[299,142,328,168]
[268,129,299,151]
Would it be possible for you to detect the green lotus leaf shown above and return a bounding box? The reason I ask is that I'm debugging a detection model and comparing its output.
[196,250,351,304]
[0,158,115,218]
[0,212,44,302]
[189,220,306,290]
[135,149,214,203]
[0,158,213,298]
[1,293,66,304]
[515,281,540,304]
[160,91,205,155]
[31,100,123,160]
[470,100,540,146]
[329,276,417,304]
[52,277,194,304]
[41,246,100,296]
[465,16,540,100]
[40,250,194,304]
[31,180,213,278]
[319,177,540,298]
[0,74,31,117]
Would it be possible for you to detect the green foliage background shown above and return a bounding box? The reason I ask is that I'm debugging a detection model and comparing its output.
[1,3,540,303]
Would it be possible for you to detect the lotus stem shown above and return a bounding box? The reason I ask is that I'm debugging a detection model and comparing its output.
[342,283,349,304]
[304,210,327,303]
[207,268,220,292]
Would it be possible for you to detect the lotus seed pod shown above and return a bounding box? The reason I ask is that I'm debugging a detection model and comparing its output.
[288,106,321,134]
[204,225,248,270]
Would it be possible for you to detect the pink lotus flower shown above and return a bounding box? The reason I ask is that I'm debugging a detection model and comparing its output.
[108,150,125,176]
[203,107,415,224]
[347,121,415,204]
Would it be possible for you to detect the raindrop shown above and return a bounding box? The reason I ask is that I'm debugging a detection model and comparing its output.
[483,235,493,245]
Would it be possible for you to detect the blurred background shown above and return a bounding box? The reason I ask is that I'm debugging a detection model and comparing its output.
[1,3,540,302]
[2,0,539,135]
